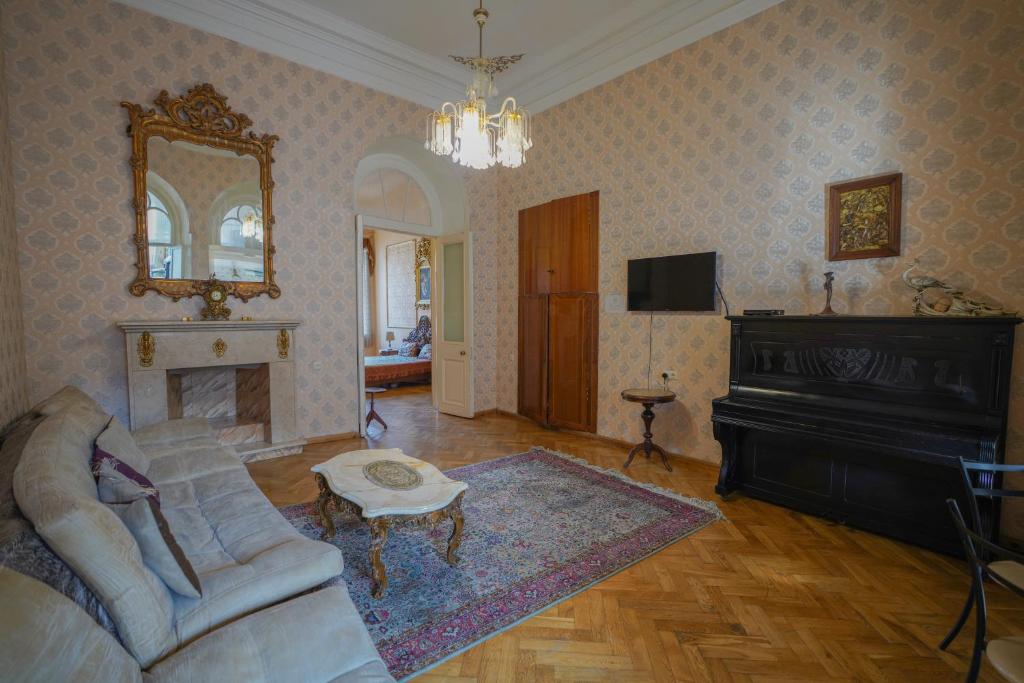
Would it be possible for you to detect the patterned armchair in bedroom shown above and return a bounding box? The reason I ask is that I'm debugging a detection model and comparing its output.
[398,316,432,357]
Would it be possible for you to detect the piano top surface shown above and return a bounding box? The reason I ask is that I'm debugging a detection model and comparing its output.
[727,314,1021,324]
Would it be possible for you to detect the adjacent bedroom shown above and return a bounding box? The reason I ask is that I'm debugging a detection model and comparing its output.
[362,228,433,393]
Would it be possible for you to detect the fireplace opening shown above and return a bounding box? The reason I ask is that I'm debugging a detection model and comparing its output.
[166,364,272,460]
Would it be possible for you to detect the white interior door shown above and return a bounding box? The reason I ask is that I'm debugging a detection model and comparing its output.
[355,215,367,437]
[435,233,474,417]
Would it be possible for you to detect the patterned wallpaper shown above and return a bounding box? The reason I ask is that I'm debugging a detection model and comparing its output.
[0,3,28,430]
[0,0,500,436]
[494,0,1023,497]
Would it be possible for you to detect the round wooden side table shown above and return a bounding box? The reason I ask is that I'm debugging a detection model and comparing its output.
[621,387,677,471]
[365,387,388,430]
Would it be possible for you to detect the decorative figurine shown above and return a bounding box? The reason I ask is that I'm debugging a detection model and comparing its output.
[816,271,838,315]
[902,262,1016,317]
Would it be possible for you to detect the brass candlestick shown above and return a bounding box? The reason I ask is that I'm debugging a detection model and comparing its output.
[817,271,838,316]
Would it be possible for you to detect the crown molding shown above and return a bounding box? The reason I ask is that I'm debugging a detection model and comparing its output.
[115,0,782,114]
[503,0,785,113]
[114,0,467,108]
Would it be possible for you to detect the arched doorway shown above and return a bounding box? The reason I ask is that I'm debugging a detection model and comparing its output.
[354,136,474,436]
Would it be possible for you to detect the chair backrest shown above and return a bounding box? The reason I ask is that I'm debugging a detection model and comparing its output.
[955,458,1024,536]
[404,315,432,345]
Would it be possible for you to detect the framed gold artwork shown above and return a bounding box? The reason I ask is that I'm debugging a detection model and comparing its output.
[826,172,902,261]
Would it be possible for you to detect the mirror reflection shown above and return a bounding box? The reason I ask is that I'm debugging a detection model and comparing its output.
[146,137,264,282]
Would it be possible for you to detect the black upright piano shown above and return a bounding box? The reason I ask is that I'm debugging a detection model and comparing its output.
[712,315,1020,555]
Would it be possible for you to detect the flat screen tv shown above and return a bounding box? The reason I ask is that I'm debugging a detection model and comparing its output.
[627,251,717,312]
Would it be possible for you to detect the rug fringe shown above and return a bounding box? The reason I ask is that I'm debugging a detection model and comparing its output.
[528,446,725,521]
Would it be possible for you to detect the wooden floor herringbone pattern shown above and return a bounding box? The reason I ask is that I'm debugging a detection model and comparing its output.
[247,385,1024,682]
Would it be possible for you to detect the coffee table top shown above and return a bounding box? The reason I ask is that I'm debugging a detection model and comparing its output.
[311,448,467,518]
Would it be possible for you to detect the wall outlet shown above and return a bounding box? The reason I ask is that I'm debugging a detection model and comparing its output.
[662,370,678,381]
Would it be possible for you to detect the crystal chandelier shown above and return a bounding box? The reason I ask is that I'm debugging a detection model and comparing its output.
[426,2,532,169]
[241,210,263,242]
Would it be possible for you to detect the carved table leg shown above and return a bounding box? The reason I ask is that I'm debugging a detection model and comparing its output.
[624,402,672,471]
[623,443,644,469]
[446,493,465,565]
[314,473,336,539]
[368,517,391,599]
[651,443,673,472]
[639,403,656,457]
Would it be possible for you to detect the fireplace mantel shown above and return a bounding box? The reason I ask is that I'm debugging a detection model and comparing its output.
[117,319,303,461]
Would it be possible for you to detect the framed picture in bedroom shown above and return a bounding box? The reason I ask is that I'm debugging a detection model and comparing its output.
[826,172,902,261]
[417,265,431,308]
[415,237,432,310]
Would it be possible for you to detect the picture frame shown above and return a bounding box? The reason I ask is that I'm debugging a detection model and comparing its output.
[414,238,432,310]
[417,265,431,308]
[826,171,902,261]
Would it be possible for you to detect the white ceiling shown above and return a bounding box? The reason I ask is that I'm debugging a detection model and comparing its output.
[117,0,782,112]
[302,1,643,62]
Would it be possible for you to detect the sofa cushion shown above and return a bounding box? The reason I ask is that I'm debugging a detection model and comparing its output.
[13,407,178,668]
[131,417,214,448]
[144,443,240,485]
[96,416,150,475]
[0,567,142,683]
[147,585,394,683]
[153,465,344,643]
[113,497,201,599]
[1,412,120,640]
[31,385,106,418]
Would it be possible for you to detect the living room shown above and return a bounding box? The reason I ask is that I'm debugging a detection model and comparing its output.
[1,0,1022,681]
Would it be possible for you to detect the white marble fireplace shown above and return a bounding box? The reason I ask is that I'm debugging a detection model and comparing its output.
[117,319,304,462]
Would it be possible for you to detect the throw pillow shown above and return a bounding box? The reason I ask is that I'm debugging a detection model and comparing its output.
[92,447,160,505]
[113,498,201,599]
[398,341,419,357]
[418,343,432,359]
[95,417,149,474]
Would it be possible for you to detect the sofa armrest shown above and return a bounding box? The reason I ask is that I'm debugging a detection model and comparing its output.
[131,418,213,447]
[145,586,394,683]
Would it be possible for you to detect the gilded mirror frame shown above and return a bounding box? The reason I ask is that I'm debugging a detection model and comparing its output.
[121,83,280,302]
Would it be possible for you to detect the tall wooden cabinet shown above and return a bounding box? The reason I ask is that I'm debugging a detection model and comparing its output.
[518,191,599,432]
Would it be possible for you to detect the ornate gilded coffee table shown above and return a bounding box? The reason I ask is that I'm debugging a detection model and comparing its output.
[311,448,467,599]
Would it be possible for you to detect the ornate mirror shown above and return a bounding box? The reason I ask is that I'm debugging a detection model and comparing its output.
[121,84,280,302]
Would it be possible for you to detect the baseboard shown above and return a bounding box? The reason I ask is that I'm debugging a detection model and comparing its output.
[489,409,718,471]
[305,431,359,445]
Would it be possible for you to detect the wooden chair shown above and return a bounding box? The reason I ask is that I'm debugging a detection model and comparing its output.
[944,461,1024,682]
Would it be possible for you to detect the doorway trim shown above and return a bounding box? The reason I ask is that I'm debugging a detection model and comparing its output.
[356,214,471,435]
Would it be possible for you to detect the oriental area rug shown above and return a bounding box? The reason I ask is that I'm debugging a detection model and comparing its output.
[280,447,723,681]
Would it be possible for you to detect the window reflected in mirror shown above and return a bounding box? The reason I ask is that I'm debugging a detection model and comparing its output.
[212,201,264,281]
[145,136,264,283]
[146,174,190,279]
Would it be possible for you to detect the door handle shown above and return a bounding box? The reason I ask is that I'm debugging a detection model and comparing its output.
[459,350,467,356]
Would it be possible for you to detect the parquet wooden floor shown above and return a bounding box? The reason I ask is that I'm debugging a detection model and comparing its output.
[248,385,1024,682]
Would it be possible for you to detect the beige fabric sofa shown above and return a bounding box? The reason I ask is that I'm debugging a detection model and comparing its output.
[1,386,394,682]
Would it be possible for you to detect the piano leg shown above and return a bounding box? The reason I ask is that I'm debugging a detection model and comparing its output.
[713,421,738,496]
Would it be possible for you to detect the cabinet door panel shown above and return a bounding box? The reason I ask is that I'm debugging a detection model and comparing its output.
[548,293,598,432]
[519,205,553,296]
[517,294,549,423]
[549,191,598,294]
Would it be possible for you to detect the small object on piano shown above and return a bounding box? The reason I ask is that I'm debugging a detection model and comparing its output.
[743,309,784,316]
[902,262,1016,317]
[816,271,838,315]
